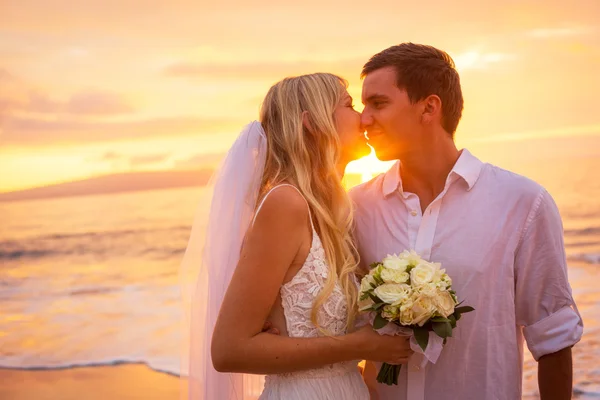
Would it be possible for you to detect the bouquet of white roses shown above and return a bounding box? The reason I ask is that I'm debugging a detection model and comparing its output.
[359,250,474,385]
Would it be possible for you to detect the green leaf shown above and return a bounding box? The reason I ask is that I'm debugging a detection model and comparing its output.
[368,293,383,304]
[430,317,451,323]
[369,262,381,269]
[455,306,475,314]
[359,291,371,301]
[373,313,389,330]
[449,314,457,329]
[432,321,453,339]
[413,326,429,352]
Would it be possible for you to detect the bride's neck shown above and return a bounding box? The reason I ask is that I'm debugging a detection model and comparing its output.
[336,159,349,180]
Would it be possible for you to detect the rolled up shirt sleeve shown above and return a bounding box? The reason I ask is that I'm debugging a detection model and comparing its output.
[514,189,583,361]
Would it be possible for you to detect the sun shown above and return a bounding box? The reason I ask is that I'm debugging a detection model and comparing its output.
[342,147,396,189]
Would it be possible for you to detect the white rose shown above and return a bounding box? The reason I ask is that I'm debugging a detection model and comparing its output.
[417,282,439,298]
[410,294,437,327]
[374,283,412,305]
[399,250,424,266]
[381,304,400,321]
[399,308,414,325]
[358,275,376,311]
[442,274,452,288]
[382,254,410,271]
[410,262,439,286]
[381,268,410,284]
[368,264,384,281]
[360,274,376,293]
[431,265,444,281]
[433,291,456,318]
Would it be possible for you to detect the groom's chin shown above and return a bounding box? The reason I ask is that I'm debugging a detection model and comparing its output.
[371,148,396,162]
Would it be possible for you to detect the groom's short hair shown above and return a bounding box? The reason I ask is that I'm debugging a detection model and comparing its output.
[362,43,464,137]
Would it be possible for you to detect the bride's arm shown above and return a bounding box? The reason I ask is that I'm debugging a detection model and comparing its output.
[211,187,410,374]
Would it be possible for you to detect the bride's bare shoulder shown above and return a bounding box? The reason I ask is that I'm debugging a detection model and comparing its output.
[253,185,309,230]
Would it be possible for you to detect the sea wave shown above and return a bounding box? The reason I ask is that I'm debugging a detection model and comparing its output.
[0,358,181,377]
[564,226,600,237]
[0,226,191,262]
[568,253,600,265]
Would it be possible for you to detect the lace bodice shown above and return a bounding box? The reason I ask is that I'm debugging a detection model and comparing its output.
[255,185,369,398]
[280,228,349,338]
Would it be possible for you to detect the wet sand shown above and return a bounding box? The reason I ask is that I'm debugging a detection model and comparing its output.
[0,363,185,400]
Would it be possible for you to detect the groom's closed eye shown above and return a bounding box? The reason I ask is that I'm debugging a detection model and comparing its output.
[364,95,389,109]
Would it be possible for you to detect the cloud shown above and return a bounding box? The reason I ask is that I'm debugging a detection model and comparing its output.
[526,26,595,39]
[92,150,171,167]
[174,152,224,169]
[453,51,516,71]
[0,68,14,81]
[471,123,600,143]
[98,151,121,161]
[163,58,365,81]
[129,153,170,167]
[0,69,134,117]
[66,91,134,115]
[0,115,243,147]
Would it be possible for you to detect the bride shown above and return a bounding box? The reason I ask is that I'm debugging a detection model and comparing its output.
[183,73,412,399]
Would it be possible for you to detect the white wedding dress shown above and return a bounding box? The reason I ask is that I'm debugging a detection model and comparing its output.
[256,185,370,400]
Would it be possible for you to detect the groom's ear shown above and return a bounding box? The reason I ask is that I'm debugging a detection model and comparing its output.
[421,94,442,125]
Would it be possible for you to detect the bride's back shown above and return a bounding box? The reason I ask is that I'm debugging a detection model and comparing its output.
[252,184,351,339]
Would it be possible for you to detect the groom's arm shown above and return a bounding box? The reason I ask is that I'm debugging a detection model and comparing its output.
[514,190,582,399]
[538,347,573,400]
[362,361,380,400]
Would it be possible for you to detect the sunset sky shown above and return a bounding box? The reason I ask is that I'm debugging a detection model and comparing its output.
[1,0,599,192]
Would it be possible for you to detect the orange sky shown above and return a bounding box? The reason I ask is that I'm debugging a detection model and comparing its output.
[1,0,599,192]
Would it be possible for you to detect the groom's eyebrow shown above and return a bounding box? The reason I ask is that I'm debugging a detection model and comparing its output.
[363,94,388,104]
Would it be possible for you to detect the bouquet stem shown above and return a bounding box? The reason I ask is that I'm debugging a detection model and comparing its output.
[376,362,401,385]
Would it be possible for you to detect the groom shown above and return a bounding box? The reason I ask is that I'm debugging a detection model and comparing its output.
[350,43,583,400]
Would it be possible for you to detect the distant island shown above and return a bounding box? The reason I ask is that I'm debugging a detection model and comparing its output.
[0,169,214,202]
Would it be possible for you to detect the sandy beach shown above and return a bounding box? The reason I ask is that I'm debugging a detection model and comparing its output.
[0,363,184,400]
[1,176,599,399]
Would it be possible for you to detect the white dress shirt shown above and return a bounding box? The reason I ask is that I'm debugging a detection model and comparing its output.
[350,149,583,400]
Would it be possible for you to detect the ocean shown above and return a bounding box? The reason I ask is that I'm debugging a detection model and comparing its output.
[1,154,599,398]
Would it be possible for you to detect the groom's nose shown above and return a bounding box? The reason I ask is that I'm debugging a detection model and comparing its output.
[360,110,374,127]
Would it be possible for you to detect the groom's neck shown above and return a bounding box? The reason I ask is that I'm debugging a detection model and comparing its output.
[399,135,459,206]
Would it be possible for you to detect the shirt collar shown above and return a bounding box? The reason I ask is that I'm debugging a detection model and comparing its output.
[381,149,484,198]
[450,149,484,190]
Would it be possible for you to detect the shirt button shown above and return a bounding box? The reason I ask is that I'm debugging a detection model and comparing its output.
[413,365,421,371]
[410,210,418,216]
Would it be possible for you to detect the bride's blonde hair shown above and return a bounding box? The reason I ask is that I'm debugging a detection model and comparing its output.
[258,73,359,332]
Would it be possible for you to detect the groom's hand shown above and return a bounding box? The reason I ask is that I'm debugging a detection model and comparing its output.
[261,321,280,335]
[354,325,413,365]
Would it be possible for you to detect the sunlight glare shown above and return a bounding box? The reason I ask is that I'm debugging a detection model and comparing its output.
[346,147,396,183]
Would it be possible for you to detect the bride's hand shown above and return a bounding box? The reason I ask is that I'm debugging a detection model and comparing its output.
[352,324,413,365]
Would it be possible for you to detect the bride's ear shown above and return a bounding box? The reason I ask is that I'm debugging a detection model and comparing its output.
[302,111,314,134]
